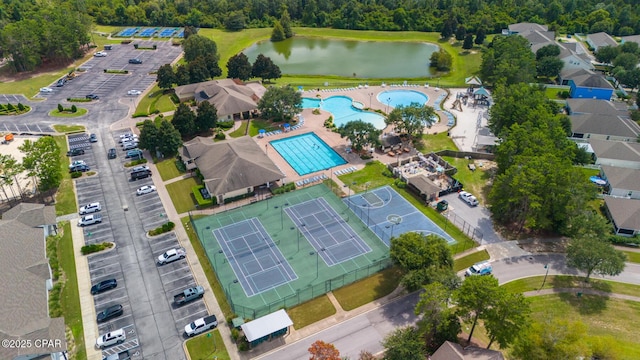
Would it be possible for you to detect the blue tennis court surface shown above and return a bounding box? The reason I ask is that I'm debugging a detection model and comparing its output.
[214,218,297,297]
[270,132,347,176]
[159,28,177,37]
[176,29,185,38]
[286,198,371,265]
[138,27,157,37]
[118,28,137,37]
[345,186,454,246]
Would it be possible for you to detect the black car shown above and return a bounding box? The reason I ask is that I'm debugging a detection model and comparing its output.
[108,148,117,159]
[66,148,85,157]
[86,94,99,100]
[69,164,90,173]
[128,58,142,64]
[90,278,117,295]
[96,304,123,323]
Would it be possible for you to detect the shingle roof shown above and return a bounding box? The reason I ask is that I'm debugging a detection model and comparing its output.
[587,32,618,48]
[621,35,640,46]
[570,73,614,89]
[408,175,440,197]
[174,79,266,117]
[431,341,505,360]
[590,139,640,163]
[560,67,594,80]
[570,113,640,138]
[604,196,640,231]
[0,204,66,359]
[601,165,640,192]
[508,22,548,34]
[566,99,629,116]
[523,31,555,46]
[181,136,284,196]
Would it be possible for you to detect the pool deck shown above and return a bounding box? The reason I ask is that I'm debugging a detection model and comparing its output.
[254,85,453,186]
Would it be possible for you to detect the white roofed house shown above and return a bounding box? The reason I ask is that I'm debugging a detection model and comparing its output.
[179,136,284,204]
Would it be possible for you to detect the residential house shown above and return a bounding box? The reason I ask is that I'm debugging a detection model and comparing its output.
[603,196,640,236]
[565,98,629,116]
[174,79,267,121]
[0,203,66,360]
[589,139,640,169]
[179,136,284,204]
[503,22,548,35]
[569,113,640,142]
[568,72,614,100]
[586,32,618,52]
[559,68,594,86]
[600,165,640,199]
[621,34,640,46]
[430,341,505,360]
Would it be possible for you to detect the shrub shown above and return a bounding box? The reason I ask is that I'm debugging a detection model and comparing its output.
[215,132,226,140]
[70,171,83,178]
[223,192,255,204]
[0,104,4,110]
[153,44,157,50]
[57,104,64,112]
[312,108,321,115]
[71,105,77,113]
[81,242,113,255]
[132,113,149,118]
[559,90,570,99]
[230,328,240,342]
[17,103,24,111]
[218,120,234,129]
[124,158,148,167]
[6,103,14,110]
[237,339,250,351]
[193,185,215,206]
[134,43,139,49]
[148,221,176,236]
[394,179,407,188]
[272,182,296,194]
[382,169,394,177]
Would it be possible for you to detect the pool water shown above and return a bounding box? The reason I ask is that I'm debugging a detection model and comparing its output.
[270,133,347,176]
[377,90,429,108]
[302,96,386,129]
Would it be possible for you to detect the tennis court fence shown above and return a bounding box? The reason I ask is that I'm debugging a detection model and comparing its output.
[225,256,393,319]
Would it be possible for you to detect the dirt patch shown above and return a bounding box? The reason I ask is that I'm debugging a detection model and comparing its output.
[518,237,569,253]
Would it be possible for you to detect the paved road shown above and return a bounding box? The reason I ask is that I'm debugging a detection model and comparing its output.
[254,254,640,359]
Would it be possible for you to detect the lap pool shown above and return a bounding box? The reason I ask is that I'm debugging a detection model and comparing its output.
[302,96,386,129]
[270,132,347,176]
[377,90,429,108]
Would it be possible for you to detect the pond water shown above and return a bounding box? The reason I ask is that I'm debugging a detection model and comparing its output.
[244,37,438,78]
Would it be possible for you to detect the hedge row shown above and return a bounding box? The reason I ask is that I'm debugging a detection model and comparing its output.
[81,242,114,255]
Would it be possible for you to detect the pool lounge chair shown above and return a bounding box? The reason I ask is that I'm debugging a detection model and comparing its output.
[321,174,327,180]
[303,179,310,185]
[296,181,303,187]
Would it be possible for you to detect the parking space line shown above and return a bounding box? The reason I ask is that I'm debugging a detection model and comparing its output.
[162,276,196,288]
[174,308,208,324]
[159,267,191,278]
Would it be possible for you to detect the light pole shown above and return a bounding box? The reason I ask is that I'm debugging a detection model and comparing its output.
[539,264,549,291]
[280,202,289,229]
[385,218,401,241]
[368,92,374,108]
[227,279,239,296]
[213,249,223,268]
[310,248,326,280]
[366,204,371,226]
[386,97,391,113]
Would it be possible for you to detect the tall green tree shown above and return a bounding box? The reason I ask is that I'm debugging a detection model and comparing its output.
[566,237,626,282]
[480,35,536,86]
[175,65,191,86]
[257,85,302,121]
[0,154,24,201]
[594,45,620,64]
[187,56,210,83]
[280,9,293,38]
[536,56,564,78]
[337,120,381,153]
[385,103,436,146]
[455,25,466,41]
[414,282,461,352]
[613,52,639,71]
[474,28,486,45]
[252,54,282,82]
[19,137,61,191]
[204,54,222,78]
[429,49,453,71]
[511,315,591,360]
[172,103,196,137]
[226,52,253,81]
[484,291,530,349]
[454,275,500,343]
[271,20,286,42]
[224,11,246,31]
[535,44,561,60]
[390,233,454,291]
[138,119,160,153]
[156,120,183,157]
[381,326,426,360]
[462,34,474,50]
[156,64,176,89]
[182,35,219,63]
[195,101,217,133]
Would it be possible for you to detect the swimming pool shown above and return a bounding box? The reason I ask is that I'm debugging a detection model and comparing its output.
[302,96,386,129]
[270,133,347,176]
[377,90,429,108]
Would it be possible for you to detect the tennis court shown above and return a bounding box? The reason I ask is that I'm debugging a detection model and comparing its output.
[345,185,455,246]
[117,28,137,37]
[158,28,177,37]
[285,198,372,265]
[176,29,185,38]
[138,27,157,37]
[191,184,389,319]
[214,218,297,297]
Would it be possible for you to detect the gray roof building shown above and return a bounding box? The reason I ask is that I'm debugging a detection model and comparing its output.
[180,136,284,201]
[570,72,614,89]
[507,22,548,35]
[587,32,618,51]
[600,165,640,193]
[430,341,505,360]
[621,34,640,46]
[565,99,629,116]
[570,113,640,141]
[0,203,66,360]
[590,139,640,169]
[603,196,640,236]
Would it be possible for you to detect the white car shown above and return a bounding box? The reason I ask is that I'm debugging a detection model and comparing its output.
[95,328,125,349]
[127,90,142,95]
[79,202,101,215]
[157,248,186,265]
[137,185,156,196]
[94,51,107,57]
[459,191,479,206]
[69,160,86,168]
[40,87,54,93]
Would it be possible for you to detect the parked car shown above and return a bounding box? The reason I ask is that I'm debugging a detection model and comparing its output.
[96,304,123,323]
[184,315,218,337]
[86,94,99,100]
[40,87,54,93]
[130,169,151,180]
[69,164,90,173]
[108,148,117,159]
[69,160,86,168]
[127,90,142,95]
[131,165,149,172]
[136,185,156,196]
[119,133,137,139]
[118,135,138,143]
[78,214,102,226]
[56,79,66,87]
[89,133,98,142]
[459,191,479,207]
[94,51,107,57]
[174,286,205,306]
[125,149,143,159]
[122,142,138,151]
[96,328,125,349]
[79,202,101,215]
[66,148,85,156]
[157,248,186,265]
[128,58,142,64]
[465,261,493,277]
[90,278,117,295]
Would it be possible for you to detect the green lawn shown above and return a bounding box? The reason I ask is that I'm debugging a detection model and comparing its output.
[544,86,570,99]
[287,295,336,329]
[182,216,233,317]
[156,158,183,181]
[49,108,88,117]
[622,250,640,263]
[332,266,404,311]
[249,119,280,136]
[133,84,175,116]
[53,135,78,215]
[338,161,395,192]
[442,156,494,204]
[228,120,249,138]
[52,124,85,133]
[578,166,600,178]
[185,329,230,360]
[417,131,458,152]
[501,275,640,297]
[453,249,490,272]
[59,222,86,360]
[165,177,199,214]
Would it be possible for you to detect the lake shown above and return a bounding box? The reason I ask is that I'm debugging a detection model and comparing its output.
[243,37,438,78]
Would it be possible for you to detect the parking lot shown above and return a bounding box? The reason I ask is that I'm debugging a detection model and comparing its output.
[440,192,502,244]
[71,130,207,359]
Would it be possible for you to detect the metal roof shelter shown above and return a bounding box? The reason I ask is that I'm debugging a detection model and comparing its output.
[241,309,293,344]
